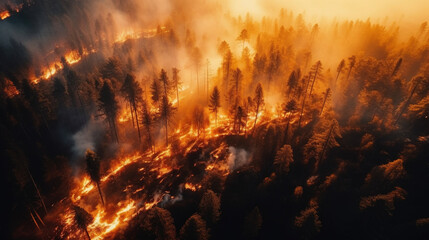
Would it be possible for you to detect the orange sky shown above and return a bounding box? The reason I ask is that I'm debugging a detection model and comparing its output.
[228,0,428,24]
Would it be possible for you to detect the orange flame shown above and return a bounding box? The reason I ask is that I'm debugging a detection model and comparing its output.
[0,10,10,20]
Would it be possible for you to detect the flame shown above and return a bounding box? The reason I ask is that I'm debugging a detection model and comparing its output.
[32,48,94,84]
[184,183,202,191]
[0,10,10,20]
[114,26,167,44]
[118,108,133,123]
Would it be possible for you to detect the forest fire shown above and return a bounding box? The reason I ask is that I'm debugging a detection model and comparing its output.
[3,0,429,240]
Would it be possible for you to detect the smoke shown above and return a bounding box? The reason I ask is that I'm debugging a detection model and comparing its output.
[227,146,252,171]
[71,118,104,160]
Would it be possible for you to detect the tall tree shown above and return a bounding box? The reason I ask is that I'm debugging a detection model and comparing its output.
[335,59,345,87]
[85,149,104,205]
[121,74,143,142]
[209,86,221,126]
[252,83,264,133]
[237,29,249,50]
[73,205,93,240]
[159,69,170,97]
[150,77,162,107]
[98,81,119,143]
[141,100,155,152]
[159,96,175,146]
[172,67,181,108]
[346,56,356,82]
[320,88,331,116]
[308,61,323,97]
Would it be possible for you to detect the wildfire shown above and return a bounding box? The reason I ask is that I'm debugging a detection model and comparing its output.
[32,48,94,84]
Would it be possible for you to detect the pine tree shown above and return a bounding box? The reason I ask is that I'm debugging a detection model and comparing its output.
[121,74,143,142]
[85,149,104,205]
[209,86,221,126]
[98,81,119,143]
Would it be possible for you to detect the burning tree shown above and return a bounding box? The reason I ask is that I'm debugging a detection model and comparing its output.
[98,81,119,143]
[209,86,221,126]
[121,74,143,142]
[72,205,93,240]
[85,149,104,205]
[308,61,323,97]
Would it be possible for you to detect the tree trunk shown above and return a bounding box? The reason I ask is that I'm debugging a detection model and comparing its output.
[320,90,329,116]
[85,228,91,240]
[133,103,141,143]
[165,119,168,146]
[27,168,47,214]
[253,105,259,134]
[395,82,419,124]
[96,181,105,206]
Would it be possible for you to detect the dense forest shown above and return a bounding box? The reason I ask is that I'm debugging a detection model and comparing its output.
[2,0,429,239]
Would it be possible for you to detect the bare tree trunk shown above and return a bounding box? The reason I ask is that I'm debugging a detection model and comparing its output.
[133,104,141,143]
[96,182,105,206]
[316,124,334,171]
[395,81,419,124]
[165,119,168,146]
[27,168,47,214]
[320,89,330,116]
[84,228,91,240]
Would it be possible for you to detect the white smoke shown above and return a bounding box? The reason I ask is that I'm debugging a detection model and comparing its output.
[72,118,104,159]
[227,146,252,171]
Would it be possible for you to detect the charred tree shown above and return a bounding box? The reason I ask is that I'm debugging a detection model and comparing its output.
[209,86,221,126]
[98,81,119,143]
[85,150,104,205]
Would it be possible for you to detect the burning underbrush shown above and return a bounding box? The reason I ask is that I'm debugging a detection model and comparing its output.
[41,132,234,240]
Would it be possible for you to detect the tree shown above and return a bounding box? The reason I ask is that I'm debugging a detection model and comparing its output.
[274,144,294,174]
[73,205,93,240]
[180,214,208,240]
[193,105,208,138]
[346,55,356,82]
[141,100,155,152]
[198,190,221,227]
[295,204,322,240]
[237,29,249,50]
[150,77,162,107]
[320,88,331,116]
[287,70,298,98]
[159,69,170,97]
[192,47,203,93]
[98,81,119,143]
[121,74,143,142]
[335,59,345,87]
[100,57,123,89]
[221,47,233,94]
[209,86,221,126]
[252,83,264,133]
[159,96,175,146]
[308,61,323,96]
[85,149,104,205]
[231,68,243,107]
[172,68,181,108]
[235,106,246,134]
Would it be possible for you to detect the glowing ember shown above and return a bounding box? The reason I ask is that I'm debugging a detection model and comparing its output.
[184,183,202,191]
[0,10,10,20]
